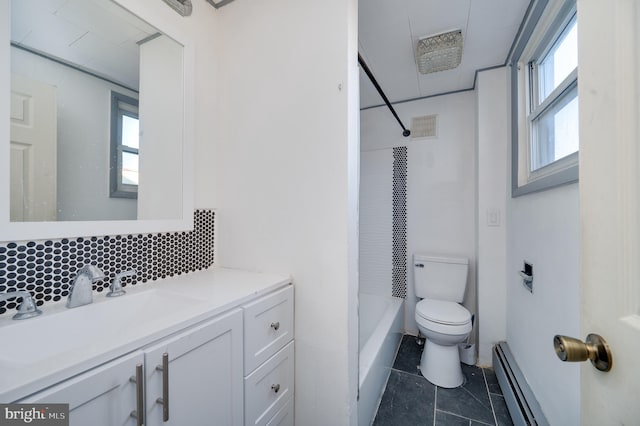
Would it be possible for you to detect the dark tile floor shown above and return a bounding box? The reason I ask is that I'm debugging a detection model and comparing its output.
[373,335,513,426]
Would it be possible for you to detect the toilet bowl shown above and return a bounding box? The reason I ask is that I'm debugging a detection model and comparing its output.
[415,298,471,388]
[412,254,472,388]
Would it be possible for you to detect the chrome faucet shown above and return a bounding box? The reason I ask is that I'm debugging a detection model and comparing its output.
[0,291,42,320]
[67,264,105,308]
[107,269,136,297]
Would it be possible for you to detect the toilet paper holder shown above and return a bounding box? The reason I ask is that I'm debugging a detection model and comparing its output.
[519,270,533,282]
[519,261,533,292]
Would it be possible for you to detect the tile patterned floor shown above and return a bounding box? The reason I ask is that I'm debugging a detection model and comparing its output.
[373,335,513,426]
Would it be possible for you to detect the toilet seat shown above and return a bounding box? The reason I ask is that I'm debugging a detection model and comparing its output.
[415,314,472,337]
[416,298,471,326]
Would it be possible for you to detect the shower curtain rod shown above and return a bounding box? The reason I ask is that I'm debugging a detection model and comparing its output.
[358,53,411,137]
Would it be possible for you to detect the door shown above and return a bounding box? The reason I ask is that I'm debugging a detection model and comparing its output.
[578,0,640,423]
[10,74,57,221]
[144,309,244,425]
[19,351,144,426]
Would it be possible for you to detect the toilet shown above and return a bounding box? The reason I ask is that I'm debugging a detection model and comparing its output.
[413,254,472,388]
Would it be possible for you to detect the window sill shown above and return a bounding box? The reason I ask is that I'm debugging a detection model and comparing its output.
[512,162,578,197]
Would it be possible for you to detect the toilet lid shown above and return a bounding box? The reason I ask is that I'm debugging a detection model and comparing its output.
[416,299,471,326]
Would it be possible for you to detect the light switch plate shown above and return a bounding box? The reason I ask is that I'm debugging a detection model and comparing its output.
[487,208,501,226]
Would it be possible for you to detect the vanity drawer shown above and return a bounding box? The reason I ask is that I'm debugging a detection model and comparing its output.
[266,395,293,426]
[243,285,293,373]
[244,341,294,426]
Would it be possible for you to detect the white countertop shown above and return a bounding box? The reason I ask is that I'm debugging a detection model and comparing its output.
[0,267,291,402]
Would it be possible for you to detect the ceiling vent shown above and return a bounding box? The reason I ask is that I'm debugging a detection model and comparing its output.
[416,30,463,74]
[411,115,437,139]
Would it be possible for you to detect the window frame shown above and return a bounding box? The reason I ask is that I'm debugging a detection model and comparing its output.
[510,0,578,197]
[110,91,139,199]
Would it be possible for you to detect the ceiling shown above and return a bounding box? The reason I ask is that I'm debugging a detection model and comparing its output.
[11,0,530,103]
[359,0,531,109]
[11,0,158,90]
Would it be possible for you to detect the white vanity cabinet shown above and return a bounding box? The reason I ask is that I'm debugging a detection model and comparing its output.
[5,271,294,426]
[144,308,244,426]
[18,309,244,426]
[242,286,295,426]
[18,351,144,426]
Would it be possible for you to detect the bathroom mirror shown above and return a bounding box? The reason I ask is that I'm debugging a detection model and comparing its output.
[0,0,194,240]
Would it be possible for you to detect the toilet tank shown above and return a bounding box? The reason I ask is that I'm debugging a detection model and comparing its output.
[413,254,469,302]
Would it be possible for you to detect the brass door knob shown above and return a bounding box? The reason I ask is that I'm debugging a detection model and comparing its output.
[553,334,612,372]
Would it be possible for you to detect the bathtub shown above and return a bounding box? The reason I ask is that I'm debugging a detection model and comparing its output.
[358,293,404,426]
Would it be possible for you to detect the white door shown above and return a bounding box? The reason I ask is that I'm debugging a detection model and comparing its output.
[144,309,244,426]
[20,351,144,426]
[578,0,640,423]
[10,74,57,222]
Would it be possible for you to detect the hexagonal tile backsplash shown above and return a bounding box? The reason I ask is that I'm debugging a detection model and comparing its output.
[392,147,407,299]
[0,209,215,316]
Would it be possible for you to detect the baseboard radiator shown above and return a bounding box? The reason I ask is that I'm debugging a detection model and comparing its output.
[493,342,549,426]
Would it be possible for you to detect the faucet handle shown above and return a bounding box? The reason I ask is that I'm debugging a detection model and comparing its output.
[0,291,43,320]
[107,270,137,298]
[15,293,43,320]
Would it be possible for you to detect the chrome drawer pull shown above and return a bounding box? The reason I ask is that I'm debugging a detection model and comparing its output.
[129,363,144,426]
[156,352,170,421]
[270,321,280,331]
[271,384,281,393]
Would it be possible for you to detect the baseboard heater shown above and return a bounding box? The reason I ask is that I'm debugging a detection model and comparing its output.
[493,342,549,426]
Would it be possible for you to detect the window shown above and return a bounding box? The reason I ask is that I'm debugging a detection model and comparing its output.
[511,0,578,196]
[110,92,139,199]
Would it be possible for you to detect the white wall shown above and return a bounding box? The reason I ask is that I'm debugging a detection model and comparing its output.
[360,92,477,337]
[475,68,580,425]
[507,184,580,425]
[476,68,508,365]
[11,47,138,221]
[211,0,359,424]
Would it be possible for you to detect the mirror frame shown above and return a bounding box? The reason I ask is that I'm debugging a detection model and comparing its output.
[0,0,195,241]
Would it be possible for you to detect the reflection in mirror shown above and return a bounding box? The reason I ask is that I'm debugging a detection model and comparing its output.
[162,0,193,16]
[10,0,184,222]
[110,91,139,200]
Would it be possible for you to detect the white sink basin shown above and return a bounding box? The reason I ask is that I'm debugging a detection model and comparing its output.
[0,289,206,366]
[0,267,292,403]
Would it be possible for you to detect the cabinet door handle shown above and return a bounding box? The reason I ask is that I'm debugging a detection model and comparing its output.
[271,383,281,393]
[155,352,170,422]
[129,363,144,426]
[270,321,280,331]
